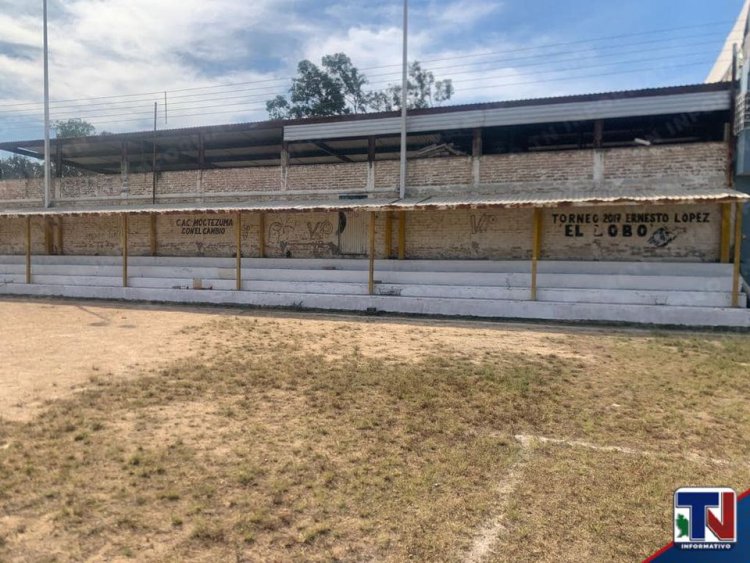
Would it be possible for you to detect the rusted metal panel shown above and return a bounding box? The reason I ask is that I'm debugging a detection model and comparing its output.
[0,188,746,219]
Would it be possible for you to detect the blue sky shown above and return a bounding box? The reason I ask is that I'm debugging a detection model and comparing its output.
[0,0,745,142]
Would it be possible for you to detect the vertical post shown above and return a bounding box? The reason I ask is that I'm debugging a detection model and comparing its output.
[398,210,406,260]
[732,203,744,308]
[149,214,157,256]
[43,217,53,255]
[368,212,376,295]
[721,202,732,263]
[259,212,266,258]
[152,102,158,204]
[197,134,206,169]
[472,128,483,187]
[236,212,243,291]
[728,44,738,188]
[281,142,290,190]
[43,0,51,209]
[384,211,393,259]
[54,141,63,178]
[120,141,129,196]
[25,216,31,284]
[121,214,128,288]
[531,208,543,301]
[399,0,408,200]
[593,120,604,149]
[56,215,63,255]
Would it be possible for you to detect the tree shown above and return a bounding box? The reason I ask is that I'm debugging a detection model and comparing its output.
[267,53,454,119]
[54,118,96,138]
[0,155,43,180]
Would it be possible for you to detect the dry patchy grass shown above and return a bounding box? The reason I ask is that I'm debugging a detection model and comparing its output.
[0,314,748,562]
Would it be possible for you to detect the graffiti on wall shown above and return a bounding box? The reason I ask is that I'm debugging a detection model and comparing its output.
[268,218,337,257]
[470,214,497,235]
[551,211,711,248]
[176,217,233,236]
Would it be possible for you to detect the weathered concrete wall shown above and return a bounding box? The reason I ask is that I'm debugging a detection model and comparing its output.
[0,204,722,262]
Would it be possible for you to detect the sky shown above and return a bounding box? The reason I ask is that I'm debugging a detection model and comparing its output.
[0,0,745,142]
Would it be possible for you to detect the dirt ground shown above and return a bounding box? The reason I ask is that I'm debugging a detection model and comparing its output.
[0,297,748,562]
[0,297,587,423]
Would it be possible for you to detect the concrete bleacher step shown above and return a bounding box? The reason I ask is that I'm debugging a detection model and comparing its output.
[0,282,747,328]
[0,256,746,326]
[0,255,735,278]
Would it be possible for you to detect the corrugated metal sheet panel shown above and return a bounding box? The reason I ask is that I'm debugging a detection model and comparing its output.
[389,187,750,210]
[284,91,731,141]
[0,187,746,218]
[0,198,399,218]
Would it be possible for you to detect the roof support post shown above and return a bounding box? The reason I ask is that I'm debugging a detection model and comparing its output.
[149,214,157,256]
[259,212,266,258]
[25,216,32,284]
[198,134,206,169]
[121,213,128,288]
[281,142,290,191]
[398,210,406,260]
[56,216,64,256]
[721,202,732,263]
[369,212,376,295]
[472,127,483,187]
[367,136,376,192]
[384,211,393,259]
[531,208,543,301]
[236,212,243,291]
[593,119,604,149]
[121,142,129,197]
[44,217,53,255]
[732,202,744,308]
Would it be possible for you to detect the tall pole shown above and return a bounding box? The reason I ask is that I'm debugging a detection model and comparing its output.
[399,0,408,200]
[43,0,51,208]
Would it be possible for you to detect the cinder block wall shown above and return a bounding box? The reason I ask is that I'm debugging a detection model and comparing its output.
[0,142,729,262]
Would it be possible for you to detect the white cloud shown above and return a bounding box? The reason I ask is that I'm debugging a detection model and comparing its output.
[0,0,713,142]
[430,0,503,27]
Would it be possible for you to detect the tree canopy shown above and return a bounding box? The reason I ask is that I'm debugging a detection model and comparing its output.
[54,118,97,138]
[267,53,454,120]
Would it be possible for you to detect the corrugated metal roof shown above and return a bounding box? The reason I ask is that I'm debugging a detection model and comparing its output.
[285,90,731,141]
[0,82,730,148]
[389,187,750,210]
[0,186,746,218]
[0,198,399,218]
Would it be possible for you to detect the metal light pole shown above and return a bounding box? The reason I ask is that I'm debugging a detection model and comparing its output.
[399,0,408,200]
[43,0,51,208]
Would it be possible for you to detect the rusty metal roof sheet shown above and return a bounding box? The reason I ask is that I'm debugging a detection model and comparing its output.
[0,198,399,218]
[389,187,750,210]
[0,186,745,218]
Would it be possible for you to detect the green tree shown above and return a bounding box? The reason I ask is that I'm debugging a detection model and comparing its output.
[53,118,96,138]
[0,155,43,180]
[267,53,454,119]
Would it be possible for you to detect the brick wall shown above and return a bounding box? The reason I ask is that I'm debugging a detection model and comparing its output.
[0,178,43,202]
[601,143,726,188]
[287,163,368,192]
[0,204,721,262]
[480,151,593,186]
[0,142,728,204]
